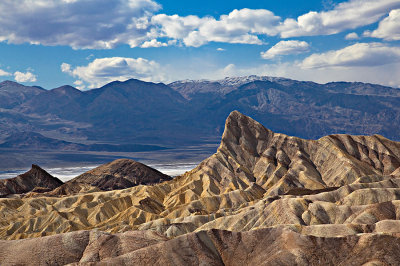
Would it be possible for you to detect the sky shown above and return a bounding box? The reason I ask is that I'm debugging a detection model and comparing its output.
[0,0,400,90]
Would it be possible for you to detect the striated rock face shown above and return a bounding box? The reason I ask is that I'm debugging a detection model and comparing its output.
[25,182,101,198]
[0,164,63,197]
[1,228,400,265]
[2,111,400,263]
[69,159,172,190]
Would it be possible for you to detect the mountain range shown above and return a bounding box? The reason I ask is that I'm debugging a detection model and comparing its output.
[1,76,400,149]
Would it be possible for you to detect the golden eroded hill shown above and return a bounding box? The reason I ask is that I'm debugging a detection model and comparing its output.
[2,227,400,265]
[1,110,400,263]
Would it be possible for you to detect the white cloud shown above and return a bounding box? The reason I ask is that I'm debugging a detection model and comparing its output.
[152,9,281,47]
[0,69,11,76]
[73,80,85,90]
[301,42,400,69]
[217,48,225,51]
[261,40,309,59]
[345,32,359,40]
[61,57,165,88]
[0,0,161,49]
[151,14,207,40]
[141,39,168,48]
[279,0,400,38]
[61,63,72,73]
[1,0,399,49]
[14,71,37,82]
[365,9,400,40]
[149,1,400,47]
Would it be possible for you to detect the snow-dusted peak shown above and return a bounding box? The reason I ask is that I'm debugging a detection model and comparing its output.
[216,75,289,86]
[170,75,290,87]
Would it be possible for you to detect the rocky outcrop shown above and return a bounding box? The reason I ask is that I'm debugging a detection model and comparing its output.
[1,227,400,265]
[0,164,63,197]
[68,159,172,190]
[25,181,101,198]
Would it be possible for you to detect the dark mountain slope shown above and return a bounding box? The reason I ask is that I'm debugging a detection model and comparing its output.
[69,158,172,190]
[18,85,84,119]
[0,131,167,152]
[176,79,400,140]
[82,79,188,141]
[0,80,44,109]
[3,76,400,146]
[17,79,194,143]
[0,131,85,150]
[0,164,63,197]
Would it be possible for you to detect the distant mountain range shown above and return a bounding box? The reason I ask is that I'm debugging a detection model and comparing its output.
[1,76,400,151]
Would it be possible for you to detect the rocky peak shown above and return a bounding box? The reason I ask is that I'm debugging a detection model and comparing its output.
[17,164,63,187]
[69,158,172,190]
[0,164,63,197]
[218,111,273,158]
[216,75,289,87]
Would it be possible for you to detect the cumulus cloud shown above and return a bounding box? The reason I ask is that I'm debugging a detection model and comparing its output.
[140,39,168,48]
[0,69,11,76]
[301,42,400,69]
[261,40,309,59]
[279,0,400,38]
[0,0,161,49]
[364,9,400,40]
[217,48,225,51]
[61,57,165,88]
[152,9,281,47]
[14,71,37,82]
[345,32,359,40]
[151,14,207,40]
[73,80,85,90]
[1,0,399,49]
[149,1,400,47]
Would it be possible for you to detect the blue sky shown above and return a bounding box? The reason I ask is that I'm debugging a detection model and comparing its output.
[0,0,399,89]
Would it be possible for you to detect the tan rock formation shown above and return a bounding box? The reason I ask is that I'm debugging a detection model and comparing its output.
[1,110,400,264]
[1,227,400,265]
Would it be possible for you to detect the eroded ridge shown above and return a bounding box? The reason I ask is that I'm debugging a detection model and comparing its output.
[1,111,400,256]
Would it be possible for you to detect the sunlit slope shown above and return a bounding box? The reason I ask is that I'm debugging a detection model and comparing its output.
[2,227,400,265]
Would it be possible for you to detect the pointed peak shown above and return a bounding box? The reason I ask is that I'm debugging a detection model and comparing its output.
[219,111,273,156]
[24,164,55,179]
[31,164,43,170]
[226,110,247,121]
[224,110,267,132]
